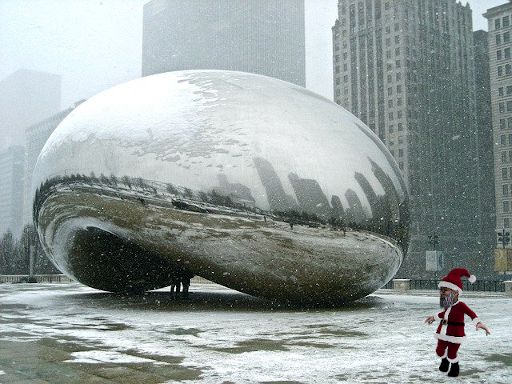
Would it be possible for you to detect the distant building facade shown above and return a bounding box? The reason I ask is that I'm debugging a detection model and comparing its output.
[473,29,497,275]
[0,146,25,236]
[142,0,305,86]
[485,1,512,274]
[333,0,493,277]
[23,103,84,225]
[0,69,61,151]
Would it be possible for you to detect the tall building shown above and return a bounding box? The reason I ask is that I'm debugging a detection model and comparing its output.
[142,0,305,86]
[333,0,491,277]
[0,69,61,151]
[0,146,25,236]
[23,102,84,225]
[474,29,497,275]
[485,1,512,274]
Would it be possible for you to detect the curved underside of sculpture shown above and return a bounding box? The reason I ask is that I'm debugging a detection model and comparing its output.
[33,70,409,305]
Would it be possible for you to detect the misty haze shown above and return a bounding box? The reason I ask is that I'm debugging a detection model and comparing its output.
[1,1,511,383]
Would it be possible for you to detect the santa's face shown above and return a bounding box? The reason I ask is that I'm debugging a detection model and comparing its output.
[439,287,458,309]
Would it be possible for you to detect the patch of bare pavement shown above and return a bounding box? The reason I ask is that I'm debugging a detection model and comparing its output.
[0,282,511,383]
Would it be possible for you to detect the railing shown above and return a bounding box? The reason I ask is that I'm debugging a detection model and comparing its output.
[0,274,74,284]
[381,279,506,292]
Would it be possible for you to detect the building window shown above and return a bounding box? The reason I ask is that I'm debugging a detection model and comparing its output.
[396,59,401,68]
[504,31,510,43]
[398,123,403,131]
[396,72,402,81]
[508,117,512,128]
[505,218,511,227]
[397,98,403,106]
[499,87,504,96]
[394,35,400,44]
[501,118,507,129]
[499,66,504,77]
[506,47,511,59]
[503,167,508,178]
[498,50,503,60]
[509,133,512,144]
[504,16,510,27]
[398,148,404,157]
[500,102,505,113]
[397,110,403,118]
[497,34,502,45]
[387,73,393,82]
[496,18,502,30]
[507,64,512,75]
[504,201,510,213]
[388,87,393,95]
[388,99,394,107]
[503,152,508,163]
[395,47,400,56]
[507,101,512,112]
[501,134,507,145]
[397,85,402,93]
[389,112,394,120]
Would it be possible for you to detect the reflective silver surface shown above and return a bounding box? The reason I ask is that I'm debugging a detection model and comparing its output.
[33,70,409,304]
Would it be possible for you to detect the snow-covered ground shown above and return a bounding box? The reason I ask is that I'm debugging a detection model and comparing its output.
[0,282,510,383]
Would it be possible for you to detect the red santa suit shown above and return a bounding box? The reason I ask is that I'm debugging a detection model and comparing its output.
[435,301,480,344]
[433,268,479,363]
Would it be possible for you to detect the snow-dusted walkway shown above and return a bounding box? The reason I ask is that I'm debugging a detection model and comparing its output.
[0,283,510,383]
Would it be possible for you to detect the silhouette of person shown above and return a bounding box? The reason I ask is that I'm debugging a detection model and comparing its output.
[181,271,195,299]
[169,269,181,300]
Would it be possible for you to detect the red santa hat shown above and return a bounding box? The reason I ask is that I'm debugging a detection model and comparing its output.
[438,268,476,294]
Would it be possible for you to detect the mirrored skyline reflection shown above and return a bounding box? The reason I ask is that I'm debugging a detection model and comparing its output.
[33,70,409,303]
[34,71,403,212]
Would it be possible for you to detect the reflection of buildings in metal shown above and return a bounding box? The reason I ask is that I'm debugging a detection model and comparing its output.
[33,70,409,304]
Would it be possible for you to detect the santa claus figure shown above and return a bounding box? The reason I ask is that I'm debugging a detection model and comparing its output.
[425,268,491,377]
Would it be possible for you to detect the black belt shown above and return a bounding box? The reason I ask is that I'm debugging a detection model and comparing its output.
[440,320,465,326]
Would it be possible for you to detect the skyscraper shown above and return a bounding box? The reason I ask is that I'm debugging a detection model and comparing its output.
[0,146,25,237]
[473,29,497,275]
[485,1,512,273]
[0,69,61,151]
[333,0,491,277]
[142,0,305,86]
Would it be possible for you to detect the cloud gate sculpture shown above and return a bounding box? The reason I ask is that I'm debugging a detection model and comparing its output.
[33,70,409,305]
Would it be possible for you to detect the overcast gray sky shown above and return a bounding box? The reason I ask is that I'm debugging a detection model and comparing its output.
[0,0,505,111]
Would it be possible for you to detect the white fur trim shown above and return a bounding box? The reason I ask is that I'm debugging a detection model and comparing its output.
[468,275,476,283]
[438,281,462,293]
[435,333,465,344]
[472,317,480,326]
[447,355,460,363]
